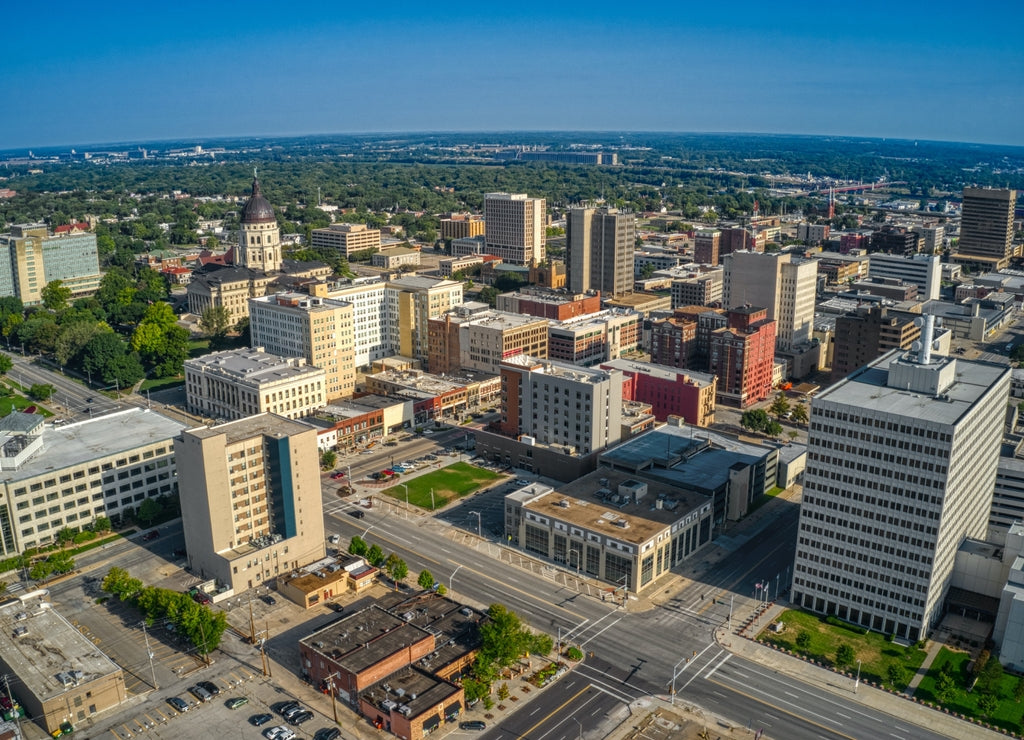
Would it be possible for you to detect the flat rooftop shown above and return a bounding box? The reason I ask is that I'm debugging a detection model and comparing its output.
[374,592,483,675]
[184,413,315,444]
[818,352,1008,427]
[0,408,185,484]
[301,606,434,675]
[601,358,715,387]
[361,665,460,721]
[520,468,708,545]
[599,425,773,495]
[186,348,323,386]
[448,310,547,330]
[0,597,121,700]
[388,276,460,291]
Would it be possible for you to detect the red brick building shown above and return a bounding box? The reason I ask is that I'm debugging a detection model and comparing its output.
[649,314,698,369]
[601,359,716,426]
[708,307,776,407]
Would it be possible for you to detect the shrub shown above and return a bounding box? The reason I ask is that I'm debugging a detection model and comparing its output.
[566,646,583,661]
[795,631,811,649]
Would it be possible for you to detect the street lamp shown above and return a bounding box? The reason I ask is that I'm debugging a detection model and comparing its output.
[470,511,481,538]
[450,564,464,594]
[854,659,862,693]
[670,655,688,705]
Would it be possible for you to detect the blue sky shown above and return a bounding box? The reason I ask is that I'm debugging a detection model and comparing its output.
[4,1,1022,149]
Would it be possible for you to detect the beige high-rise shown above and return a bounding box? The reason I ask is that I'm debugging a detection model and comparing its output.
[566,206,635,297]
[175,415,325,593]
[484,192,546,265]
[723,251,816,351]
[249,293,356,399]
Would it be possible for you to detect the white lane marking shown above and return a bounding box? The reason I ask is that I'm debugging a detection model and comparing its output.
[703,653,731,680]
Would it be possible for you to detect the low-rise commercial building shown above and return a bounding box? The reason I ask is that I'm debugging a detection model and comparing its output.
[505,470,712,596]
[365,369,500,424]
[0,595,126,735]
[439,255,482,278]
[309,395,411,450]
[0,409,183,555]
[276,554,378,608]
[372,246,421,270]
[185,348,327,421]
[495,287,601,321]
[548,310,640,366]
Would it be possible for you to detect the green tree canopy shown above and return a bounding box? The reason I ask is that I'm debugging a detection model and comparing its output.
[41,280,72,312]
[28,383,55,401]
[768,394,791,419]
[418,569,435,590]
[320,450,337,470]
[384,553,408,589]
[200,305,233,338]
[366,543,384,566]
[348,535,368,557]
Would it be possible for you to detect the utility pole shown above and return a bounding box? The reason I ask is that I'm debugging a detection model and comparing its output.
[329,674,339,724]
[249,596,257,644]
[141,622,158,689]
[264,621,273,677]
[4,674,21,733]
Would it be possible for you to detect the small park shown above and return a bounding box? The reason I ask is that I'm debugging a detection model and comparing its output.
[382,462,502,510]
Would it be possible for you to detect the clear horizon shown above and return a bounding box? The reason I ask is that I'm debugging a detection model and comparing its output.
[4,1,1023,150]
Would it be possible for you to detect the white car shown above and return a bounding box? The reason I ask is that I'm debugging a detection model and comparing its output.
[400,462,416,470]
[264,727,295,740]
[328,534,341,545]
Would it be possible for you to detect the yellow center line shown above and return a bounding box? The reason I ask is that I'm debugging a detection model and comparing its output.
[520,685,592,738]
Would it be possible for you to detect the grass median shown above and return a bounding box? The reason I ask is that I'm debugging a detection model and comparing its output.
[382,462,502,510]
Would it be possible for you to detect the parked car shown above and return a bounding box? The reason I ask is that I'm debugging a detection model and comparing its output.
[288,710,314,726]
[166,697,189,713]
[282,705,307,721]
[329,471,345,479]
[261,594,277,606]
[391,465,407,473]
[328,534,341,544]
[226,697,249,710]
[272,701,299,716]
[264,727,295,740]
[347,509,365,519]
[198,680,221,696]
[142,529,160,541]
[327,602,345,613]
[191,591,211,605]
[188,685,213,703]
[460,721,487,731]
[314,729,342,740]
[251,713,274,726]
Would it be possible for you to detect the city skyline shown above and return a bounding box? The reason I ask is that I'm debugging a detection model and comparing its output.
[4,1,1023,150]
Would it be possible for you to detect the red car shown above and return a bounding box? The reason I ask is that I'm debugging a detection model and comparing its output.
[329,471,345,479]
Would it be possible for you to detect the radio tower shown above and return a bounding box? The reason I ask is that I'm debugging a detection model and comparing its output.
[828,186,835,220]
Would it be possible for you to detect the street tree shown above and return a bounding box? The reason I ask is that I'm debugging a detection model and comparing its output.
[138,497,162,525]
[385,554,408,589]
[418,569,435,590]
[0,353,11,375]
[979,693,999,717]
[790,403,808,424]
[28,383,55,401]
[320,450,337,470]
[366,544,385,567]
[835,643,855,668]
[768,394,791,419]
[348,536,368,557]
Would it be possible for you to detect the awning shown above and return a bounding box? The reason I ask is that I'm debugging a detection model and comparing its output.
[422,715,441,732]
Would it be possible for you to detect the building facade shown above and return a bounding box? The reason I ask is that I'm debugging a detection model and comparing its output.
[791,335,1010,641]
[566,207,636,297]
[0,225,102,303]
[866,253,941,301]
[547,310,640,367]
[185,348,327,421]
[483,193,546,265]
[311,223,382,257]
[693,229,720,265]
[671,270,722,308]
[175,415,326,593]
[708,307,776,407]
[249,292,356,399]
[649,314,698,369]
[439,214,485,241]
[427,306,548,375]
[495,287,601,321]
[830,307,921,381]
[601,358,716,426]
[952,187,1017,270]
[723,251,815,351]
[0,409,183,555]
[498,356,622,455]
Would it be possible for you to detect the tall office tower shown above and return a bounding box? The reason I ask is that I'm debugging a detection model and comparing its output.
[693,229,721,265]
[175,415,326,593]
[249,293,356,399]
[707,307,776,407]
[310,223,382,257]
[385,276,464,362]
[498,355,623,455]
[952,187,1017,270]
[723,251,816,351]
[0,224,102,303]
[484,192,546,265]
[868,253,941,301]
[236,175,282,272]
[791,318,1010,641]
[566,207,636,296]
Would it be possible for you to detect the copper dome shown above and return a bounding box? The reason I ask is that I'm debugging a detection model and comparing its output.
[241,176,276,223]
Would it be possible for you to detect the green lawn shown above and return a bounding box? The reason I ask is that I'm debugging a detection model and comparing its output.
[383,462,502,510]
[915,647,1024,732]
[759,609,927,689]
[140,375,185,392]
[0,384,52,417]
